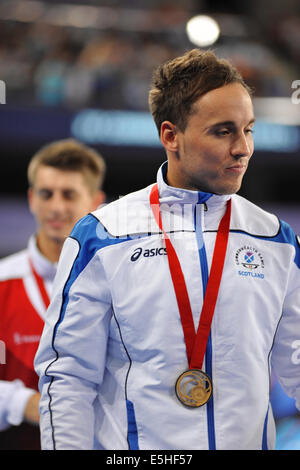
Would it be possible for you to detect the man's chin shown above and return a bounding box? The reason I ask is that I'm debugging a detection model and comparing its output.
[214,181,243,196]
[46,230,69,245]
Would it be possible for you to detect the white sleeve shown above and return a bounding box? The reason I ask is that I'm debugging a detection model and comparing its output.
[34,217,112,450]
[0,379,36,431]
[271,245,300,411]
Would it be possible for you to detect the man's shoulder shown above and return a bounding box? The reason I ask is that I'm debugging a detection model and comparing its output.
[62,186,154,271]
[91,184,154,237]
[94,185,153,216]
[0,248,29,282]
[231,194,280,237]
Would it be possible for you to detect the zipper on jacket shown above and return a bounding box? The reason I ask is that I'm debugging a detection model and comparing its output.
[194,196,216,450]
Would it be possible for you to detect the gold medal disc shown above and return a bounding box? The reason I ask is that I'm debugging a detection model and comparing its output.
[175,369,212,407]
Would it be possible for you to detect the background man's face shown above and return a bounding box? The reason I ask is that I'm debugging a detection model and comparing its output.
[28,165,100,244]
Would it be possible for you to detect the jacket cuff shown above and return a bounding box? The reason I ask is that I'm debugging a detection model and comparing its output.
[6,380,36,427]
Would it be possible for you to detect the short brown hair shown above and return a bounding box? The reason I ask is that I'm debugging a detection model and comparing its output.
[149,49,252,135]
[27,138,106,194]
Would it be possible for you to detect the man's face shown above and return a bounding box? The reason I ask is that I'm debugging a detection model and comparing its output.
[28,165,102,244]
[163,82,255,195]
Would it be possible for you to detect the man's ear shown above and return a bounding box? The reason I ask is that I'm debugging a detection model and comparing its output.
[160,121,179,153]
[27,187,35,214]
[91,190,106,210]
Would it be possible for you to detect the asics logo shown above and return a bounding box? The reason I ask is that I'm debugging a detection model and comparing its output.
[131,247,167,262]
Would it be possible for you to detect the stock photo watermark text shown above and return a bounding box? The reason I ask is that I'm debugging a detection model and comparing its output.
[0,80,6,104]
[291,80,300,104]
[0,340,6,364]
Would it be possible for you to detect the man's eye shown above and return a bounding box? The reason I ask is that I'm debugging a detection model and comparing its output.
[216,129,230,136]
[63,191,77,200]
[37,190,52,200]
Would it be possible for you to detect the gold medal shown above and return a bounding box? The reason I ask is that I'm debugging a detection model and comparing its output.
[175,369,212,407]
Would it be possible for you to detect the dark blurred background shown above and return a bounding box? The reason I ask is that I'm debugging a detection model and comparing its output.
[0,0,299,449]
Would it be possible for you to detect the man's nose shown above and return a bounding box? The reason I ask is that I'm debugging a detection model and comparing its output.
[48,192,67,211]
[231,133,253,159]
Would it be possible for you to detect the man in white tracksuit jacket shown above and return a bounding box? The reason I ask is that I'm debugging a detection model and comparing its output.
[34,49,300,450]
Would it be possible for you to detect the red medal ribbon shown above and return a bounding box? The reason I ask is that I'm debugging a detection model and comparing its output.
[150,183,231,370]
[28,258,50,309]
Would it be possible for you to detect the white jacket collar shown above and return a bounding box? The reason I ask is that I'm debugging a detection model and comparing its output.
[28,235,57,281]
[95,162,234,237]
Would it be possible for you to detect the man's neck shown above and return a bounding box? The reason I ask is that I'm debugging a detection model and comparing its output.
[36,232,63,263]
[166,168,200,192]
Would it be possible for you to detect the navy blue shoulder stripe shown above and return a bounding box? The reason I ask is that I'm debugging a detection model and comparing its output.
[71,212,133,249]
[278,219,300,269]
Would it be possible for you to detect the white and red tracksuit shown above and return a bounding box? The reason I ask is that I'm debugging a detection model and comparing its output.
[0,236,55,447]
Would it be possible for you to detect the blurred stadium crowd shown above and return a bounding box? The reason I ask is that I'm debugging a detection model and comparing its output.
[0,0,299,111]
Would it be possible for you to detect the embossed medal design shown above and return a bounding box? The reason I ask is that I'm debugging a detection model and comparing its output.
[175,369,212,407]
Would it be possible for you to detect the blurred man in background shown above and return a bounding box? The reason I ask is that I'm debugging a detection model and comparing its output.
[0,138,106,449]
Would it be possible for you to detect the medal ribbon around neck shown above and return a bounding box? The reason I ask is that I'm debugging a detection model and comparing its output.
[149,183,231,371]
[28,258,50,310]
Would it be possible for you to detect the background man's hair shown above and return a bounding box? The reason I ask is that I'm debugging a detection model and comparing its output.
[27,138,106,193]
[149,48,253,135]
